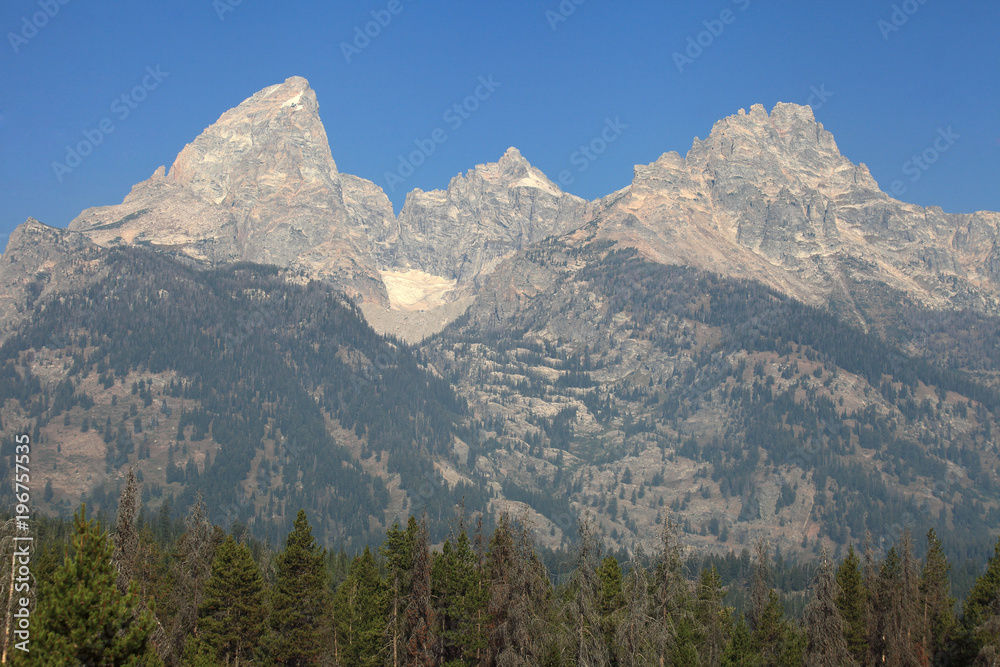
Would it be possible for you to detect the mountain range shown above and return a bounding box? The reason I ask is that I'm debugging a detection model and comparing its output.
[3,76,999,561]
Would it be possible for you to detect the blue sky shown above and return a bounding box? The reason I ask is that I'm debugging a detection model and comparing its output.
[2,0,998,245]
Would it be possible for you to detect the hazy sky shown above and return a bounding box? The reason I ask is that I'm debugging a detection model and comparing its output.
[2,0,998,245]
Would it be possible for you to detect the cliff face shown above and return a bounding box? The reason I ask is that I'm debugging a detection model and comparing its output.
[60,83,1000,337]
[0,218,106,340]
[587,103,1000,327]
[68,76,392,304]
[387,147,595,286]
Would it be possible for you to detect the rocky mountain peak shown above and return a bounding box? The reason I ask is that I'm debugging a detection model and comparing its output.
[167,75,336,206]
[68,76,389,304]
[384,149,594,285]
[685,102,881,198]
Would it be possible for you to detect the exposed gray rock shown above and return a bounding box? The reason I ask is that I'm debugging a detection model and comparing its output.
[388,147,595,287]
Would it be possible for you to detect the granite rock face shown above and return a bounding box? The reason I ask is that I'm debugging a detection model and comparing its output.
[69,76,391,304]
[386,147,595,287]
[58,85,1000,333]
[586,102,1000,326]
[0,218,106,339]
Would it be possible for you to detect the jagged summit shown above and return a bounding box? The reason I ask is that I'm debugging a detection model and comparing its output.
[385,147,594,284]
[51,82,999,339]
[167,75,335,200]
[68,76,390,304]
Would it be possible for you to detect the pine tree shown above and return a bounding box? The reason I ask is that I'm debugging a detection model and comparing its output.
[113,468,141,594]
[566,519,608,667]
[747,540,792,667]
[166,494,223,664]
[722,618,761,667]
[432,529,486,666]
[696,564,732,667]
[194,535,266,665]
[269,509,330,666]
[31,506,159,666]
[899,529,923,661]
[484,513,550,666]
[651,518,693,664]
[802,552,858,666]
[333,547,387,667]
[918,529,956,665]
[595,554,625,656]
[404,516,435,666]
[868,545,920,666]
[114,468,168,662]
[959,536,1000,663]
[381,517,416,666]
[835,545,868,664]
[615,550,654,667]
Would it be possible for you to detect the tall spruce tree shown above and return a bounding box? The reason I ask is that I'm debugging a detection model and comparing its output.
[868,545,920,667]
[404,516,435,666]
[651,518,693,664]
[166,494,223,665]
[565,519,608,667]
[802,552,858,667]
[381,517,417,666]
[270,509,330,666]
[747,539,794,666]
[333,546,387,667]
[114,467,168,661]
[959,536,1000,663]
[696,564,732,667]
[31,506,159,666]
[431,529,486,666]
[918,529,956,664]
[193,535,266,665]
[595,554,625,657]
[835,545,868,664]
[484,513,550,666]
[615,550,654,667]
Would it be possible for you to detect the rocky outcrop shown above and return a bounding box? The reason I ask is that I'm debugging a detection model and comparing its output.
[590,102,1000,323]
[0,218,106,339]
[387,147,595,287]
[57,87,1000,331]
[69,76,391,305]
